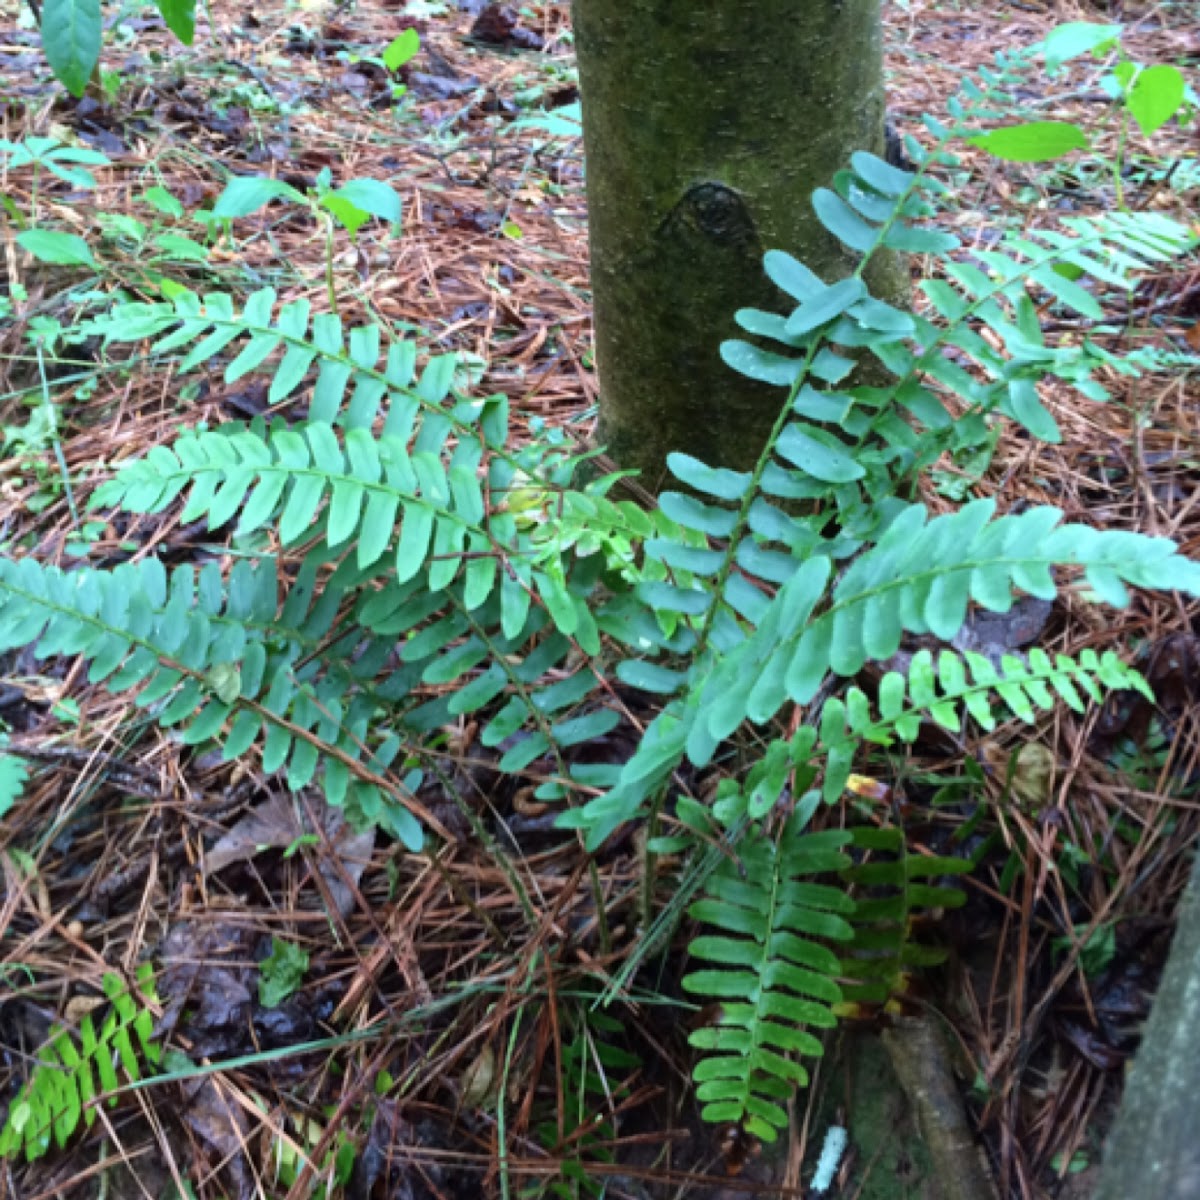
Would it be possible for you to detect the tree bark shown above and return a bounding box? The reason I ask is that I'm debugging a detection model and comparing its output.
[1096,851,1200,1200]
[574,0,905,487]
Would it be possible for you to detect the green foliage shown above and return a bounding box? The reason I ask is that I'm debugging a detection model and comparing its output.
[16,229,97,269]
[0,967,160,1162]
[0,34,1197,1154]
[213,171,403,236]
[531,1004,639,1200]
[0,138,110,191]
[258,938,310,1007]
[36,0,196,97]
[682,799,854,1143]
[816,647,1153,803]
[837,825,972,1012]
[0,753,29,819]
[972,23,1196,206]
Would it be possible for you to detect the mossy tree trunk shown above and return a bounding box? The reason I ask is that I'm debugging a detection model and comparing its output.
[574,0,902,487]
[1097,851,1200,1200]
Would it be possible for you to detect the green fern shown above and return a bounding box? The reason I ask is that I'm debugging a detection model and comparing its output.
[0,967,160,1162]
[0,33,1194,1162]
[564,502,1196,847]
[0,753,28,819]
[667,642,1150,1140]
[813,645,1153,802]
[682,796,854,1143]
[837,825,972,1014]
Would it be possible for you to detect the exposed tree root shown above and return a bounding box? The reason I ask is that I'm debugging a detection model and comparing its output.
[880,1013,998,1200]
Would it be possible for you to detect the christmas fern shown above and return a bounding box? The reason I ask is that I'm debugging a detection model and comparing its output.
[683,798,854,1142]
[0,38,1195,1154]
[837,825,972,1014]
[0,968,160,1162]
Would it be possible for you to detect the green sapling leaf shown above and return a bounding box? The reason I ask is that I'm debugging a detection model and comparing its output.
[382,28,420,71]
[332,179,402,226]
[213,176,306,218]
[17,230,97,268]
[151,0,196,44]
[1126,64,1186,135]
[320,193,370,237]
[968,121,1090,162]
[40,0,102,97]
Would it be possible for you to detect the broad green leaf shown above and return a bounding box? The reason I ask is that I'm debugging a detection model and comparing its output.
[41,0,102,96]
[382,28,419,71]
[967,122,1089,163]
[151,0,196,43]
[320,193,370,237]
[1126,65,1186,135]
[333,179,402,224]
[17,229,96,268]
[213,176,306,218]
[152,233,209,262]
[143,185,184,217]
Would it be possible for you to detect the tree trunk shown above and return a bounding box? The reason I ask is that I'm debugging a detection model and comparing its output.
[1096,851,1200,1200]
[574,0,904,486]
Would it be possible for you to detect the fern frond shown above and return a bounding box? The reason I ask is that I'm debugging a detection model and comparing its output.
[0,554,433,846]
[813,645,1150,801]
[837,826,971,1013]
[568,499,1192,848]
[93,419,493,587]
[686,499,1196,759]
[87,288,504,442]
[0,968,160,1162]
[718,209,1196,529]
[682,807,854,1143]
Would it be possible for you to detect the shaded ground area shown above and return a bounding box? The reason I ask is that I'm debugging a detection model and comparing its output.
[1,0,1199,1197]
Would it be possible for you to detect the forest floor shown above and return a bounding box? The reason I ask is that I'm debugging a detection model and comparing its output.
[1,1,1199,1198]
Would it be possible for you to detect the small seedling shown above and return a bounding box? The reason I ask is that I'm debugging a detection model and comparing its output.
[966,22,1195,209]
[213,169,403,310]
[258,938,309,1008]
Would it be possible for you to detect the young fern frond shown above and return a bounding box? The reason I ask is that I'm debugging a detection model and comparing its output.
[814,645,1151,801]
[837,826,972,1014]
[683,804,854,1143]
[0,968,160,1163]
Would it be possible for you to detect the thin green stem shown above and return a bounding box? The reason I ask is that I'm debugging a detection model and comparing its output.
[1114,109,1130,212]
[34,342,79,526]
